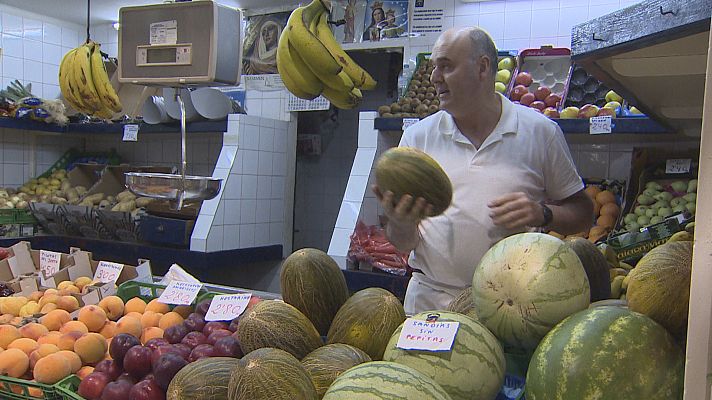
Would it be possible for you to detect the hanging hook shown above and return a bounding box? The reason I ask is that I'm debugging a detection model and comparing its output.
[86,0,92,43]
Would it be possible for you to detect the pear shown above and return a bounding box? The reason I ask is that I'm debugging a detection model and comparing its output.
[683,192,697,203]
[687,179,697,193]
[495,82,507,94]
[625,222,641,232]
[642,188,660,198]
[637,195,654,205]
[671,181,687,193]
[634,205,649,216]
[658,207,673,218]
[498,57,514,71]
[672,204,687,214]
[645,208,658,218]
[624,213,638,224]
[686,202,696,215]
[654,191,673,202]
[495,69,511,84]
[605,90,623,103]
[670,197,687,208]
[650,216,664,225]
[651,200,669,210]
[645,181,663,191]
[637,215,651,226]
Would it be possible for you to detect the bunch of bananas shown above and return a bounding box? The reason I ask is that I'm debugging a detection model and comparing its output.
[59,41,122,119]
[277,0,377,109]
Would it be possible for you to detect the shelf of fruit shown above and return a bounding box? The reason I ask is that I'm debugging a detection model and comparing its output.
[0,117,229,135]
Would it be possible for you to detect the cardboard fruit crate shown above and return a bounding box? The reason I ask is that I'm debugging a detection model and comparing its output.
[507,46,572,114]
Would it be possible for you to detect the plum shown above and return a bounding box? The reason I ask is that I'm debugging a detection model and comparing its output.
[110,334,141,367]
[152,353,188,390]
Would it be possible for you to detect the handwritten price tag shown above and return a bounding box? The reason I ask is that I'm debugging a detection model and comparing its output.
[93,261,124,284]
[665,159,691,174]
[39,250,61,279]
[123,124,139,142]
[589,116,612,134]
[402,118,419,130]
[396,317,459,352]
[158,281,203,306]
[205,293,252,321]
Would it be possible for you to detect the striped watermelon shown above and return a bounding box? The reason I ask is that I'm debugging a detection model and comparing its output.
[472,233,590,351]
[382,311,504,400]
[322,361,453,400]
[526,306,684,400]
[302,344,372,398]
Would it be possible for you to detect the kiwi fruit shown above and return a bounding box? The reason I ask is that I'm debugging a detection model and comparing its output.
[378,105,391,115]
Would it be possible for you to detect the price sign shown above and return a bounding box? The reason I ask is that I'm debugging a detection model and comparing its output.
[39,250,61,279]
[157,281,203,305]
[589,116,612,134]
[402,118,419,130]
[205,293,252,321]
[396,317,459,352]
[93,261,124,284]
[665,159,691,174]
[123,124,139,141]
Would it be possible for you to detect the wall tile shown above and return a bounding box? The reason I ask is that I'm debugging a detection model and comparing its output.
[257,175,271,199]
[530,8,559,38]
[453,15,478,29]
[255,202,270,224]
[505,0,532,13]
[335,201,361,229]
[558,6,589,37]
[1,55,22,80]
[23,59,42,83]
[241,150,259,174]
[531,0,559,10]
[42,42,62,65]
[271,176,285,199]
[269,222,283,244]
[478,12,505,41]
[259,126,275,151]
[2,34,23,58]
[502,38,531,51]
[258,151,273,175]
[2,13,23,36]
[224,199,241,224]
[454,1,479,16]
[240,200,257,224]
[480,1,505,14]
[61,27,78,48]
[43,22,61,45]
[270,199,282,222]
[273,154,287,176]
[223,224,240,249]
[241,175,258,199]
[23,18,42,40]
[255,224,270,246]
[239,224,256,248]
[42,84,60,99]
[589,3,621,19]
[42,63,59,84]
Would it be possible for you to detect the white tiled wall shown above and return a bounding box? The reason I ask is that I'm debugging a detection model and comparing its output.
[0,5,84,99]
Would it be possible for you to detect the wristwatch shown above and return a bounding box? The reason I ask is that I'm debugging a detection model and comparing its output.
[539,201,553,228]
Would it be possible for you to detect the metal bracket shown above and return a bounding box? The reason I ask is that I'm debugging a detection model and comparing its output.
[593,33,609,42]
[660,6,678,16]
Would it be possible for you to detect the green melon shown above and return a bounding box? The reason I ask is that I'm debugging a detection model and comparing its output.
[302,344,372,398]
[237,300,323,360]
[322,361,453,400]
[564,237,612,302]
[472,232,590,351]
[167,357,238,400]
[228,347,318,400]
[327,288,406,360]
[627,241,692,338]
[445,287,478,320]
[375,147,453,216]
[280,248,350,336]
[383,311,504,400]
[526,306,684,400]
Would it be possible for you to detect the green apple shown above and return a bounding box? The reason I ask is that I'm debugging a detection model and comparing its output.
[672,204,687,213]
[496,69,511,84]
[683,192,697,202]
[495,82,507,94]
[671,181,687,192]
[560,106,580,119]
[670,197,687,208]
[645,208,658,218]
[637,215,651,226]
[658,207,673,218]
[605,90,623,103]
[686,202,696,215]
[637,194,654,205]
[687,179,697,193]
[498,57,514,71]
[626,222,641,232]
[634,205,649,216]
[624,213,638,224]
[650,216,664,225]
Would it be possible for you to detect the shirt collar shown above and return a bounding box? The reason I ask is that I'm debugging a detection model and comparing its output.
[439,93,519,146]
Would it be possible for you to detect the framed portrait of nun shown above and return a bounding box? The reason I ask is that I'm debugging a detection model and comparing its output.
[242,12,290,75]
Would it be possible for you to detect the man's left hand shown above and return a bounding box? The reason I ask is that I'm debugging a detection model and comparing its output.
[488,192,545,229]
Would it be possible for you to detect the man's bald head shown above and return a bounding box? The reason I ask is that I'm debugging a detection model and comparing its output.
[435,27,498,78]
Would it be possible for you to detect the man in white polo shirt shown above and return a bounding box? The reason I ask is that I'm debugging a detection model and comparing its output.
[375,27,594,315]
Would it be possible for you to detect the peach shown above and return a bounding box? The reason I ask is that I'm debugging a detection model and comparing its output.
[43,288,58,296]
[0,325,22,348]
[62,285,80,295]
[57,281,74,291]
[56,296,79,313]
[18,322,49,341]
[74,334,106,364]
[57,331,85,351]
[141,327,164,344]
[88,333,108,352]
[145,299,170,314]
[124,297,147,314]
[99,321,117,339]
[0,313,14,324]
[124,312,143,320]
[33,353,72,384]
[40,309,72,331]
[37,331,62,346]
[172,305,193,319]
[140,311,162,328]
[7,338,39,356]
[38,293,60,309]
[116,315,142,339]
[19,301,41,317]
[9,317,22,326]
[98,296,124,321]
[158,312,184,330]
[0,296,28,316]
[56,350,82,373]
[60,320,89,334]
[40,303,59,313]
[76,365,94,380]
[0,348,30,378]
[74,277,93,291]
[78,305,108,332]
[29,343,60,369]
[28,291,45,302]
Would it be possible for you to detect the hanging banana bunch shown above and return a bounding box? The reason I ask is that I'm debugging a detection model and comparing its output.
[59,41,122,119]
[277,0,377,109]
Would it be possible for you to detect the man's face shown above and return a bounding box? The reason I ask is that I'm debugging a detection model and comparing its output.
[262,25,278,47]
[430,31,492,115]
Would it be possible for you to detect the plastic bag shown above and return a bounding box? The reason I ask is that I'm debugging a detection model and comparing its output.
[348,221,410,275]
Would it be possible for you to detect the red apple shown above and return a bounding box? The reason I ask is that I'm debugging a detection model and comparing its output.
[101,379,134,400]
[530,101,546,111]
[520,93,536,106]
[597,107,616,117]
[534,86,551,101]
[543,107,560,118]
[578,104,600,118]
[128,379,165,400]
[78,372,111,400]
[544,93,562,108]
[510,85,528,101]
[515,71,533,86]
[124,346,153,380]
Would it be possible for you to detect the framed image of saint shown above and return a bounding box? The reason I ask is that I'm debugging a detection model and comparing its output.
[362,0,409,41]
[242,12,290,75]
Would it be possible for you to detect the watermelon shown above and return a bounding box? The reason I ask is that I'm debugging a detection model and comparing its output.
[564,237,612,301]
[526,306,684,400]
[237,300,323,360]
[322,361,453,400]
[445,287,477,320]
[280,248,350,336]
[228,347,318,400]
[375,147,453,216]
[471,232,590,351]
[327,288,406,360]
[627,241,692,338]
[302,344,372,398]
[167,357,238,400]
[383,311,504,400]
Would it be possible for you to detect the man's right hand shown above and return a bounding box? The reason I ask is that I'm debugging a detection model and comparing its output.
[372,185,434,228]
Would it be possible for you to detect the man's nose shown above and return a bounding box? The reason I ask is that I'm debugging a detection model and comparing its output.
[430,68,441,83]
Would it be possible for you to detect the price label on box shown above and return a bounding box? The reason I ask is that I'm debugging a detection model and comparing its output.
[158,281,203,305]
[589,116,612,134]
[205,293,252,321]
[396,317,459,352]
[93,261,124,284]
[39,250,61,286]
[123,124,139,142]
[665,159,691,174]
[402,118,419,130]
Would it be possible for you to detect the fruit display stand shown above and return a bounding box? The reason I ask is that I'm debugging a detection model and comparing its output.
[571,1,711,397]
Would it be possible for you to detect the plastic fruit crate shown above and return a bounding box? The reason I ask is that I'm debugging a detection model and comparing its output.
[116,280,218,306]
[0,375,64,400]
[55,375,82,400]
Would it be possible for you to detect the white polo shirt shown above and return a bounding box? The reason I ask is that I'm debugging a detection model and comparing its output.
[399,93,583,289]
